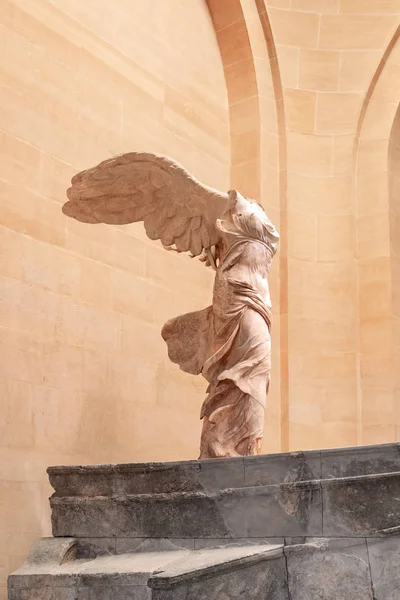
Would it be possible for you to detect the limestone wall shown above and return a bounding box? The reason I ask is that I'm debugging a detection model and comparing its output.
[265,0,400,449]
[0,0,230,595]
[207,0,400,451]
[389,104,400,441]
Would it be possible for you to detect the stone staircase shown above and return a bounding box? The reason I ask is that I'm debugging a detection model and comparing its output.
[8,443,400,599]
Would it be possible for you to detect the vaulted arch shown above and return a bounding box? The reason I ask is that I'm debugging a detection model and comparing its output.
[353,27,400,444]
[206,0,289,451]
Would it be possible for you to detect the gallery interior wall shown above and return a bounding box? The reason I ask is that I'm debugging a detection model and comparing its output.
[0,0,230,594]
[1,0,400,598]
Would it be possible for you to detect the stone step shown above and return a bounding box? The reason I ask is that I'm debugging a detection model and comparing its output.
[47,442,400,498]
[11,445,400,599]
[50,470,400,540]
[8,538,284,600]
[9,536,400,599]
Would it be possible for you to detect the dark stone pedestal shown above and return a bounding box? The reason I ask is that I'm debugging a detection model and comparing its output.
[8,443,400,599]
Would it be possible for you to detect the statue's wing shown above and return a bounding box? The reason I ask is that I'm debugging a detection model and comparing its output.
[63,152,229,257]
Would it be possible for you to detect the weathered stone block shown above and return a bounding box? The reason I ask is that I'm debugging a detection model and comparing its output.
[197,457,245,491]
[321,443,400,479]
[322,472,400,536]
[151,559,288,600]
[8,587,79,600]
[84,585,150,599]
[48,458,246,498]
[51,493,235,539]
[9,539,284,600]
[240,482,322,537]
[148,545,287,600]
[51,480,322,540]
[285,539,373,599]
[367,538,400,600]
[47,442,400,505]
[244,450,321,487]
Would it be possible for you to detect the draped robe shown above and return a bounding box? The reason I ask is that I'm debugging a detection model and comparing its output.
[162,230,276,458]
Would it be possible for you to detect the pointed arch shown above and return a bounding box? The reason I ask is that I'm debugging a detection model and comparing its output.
[353,26,400,445]
[206,0,289,451]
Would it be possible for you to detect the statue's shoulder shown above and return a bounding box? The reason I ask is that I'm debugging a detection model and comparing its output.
[241,238,273,261]
[221,238,270,270]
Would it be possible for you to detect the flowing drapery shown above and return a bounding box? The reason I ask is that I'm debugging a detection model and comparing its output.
[162,238,273,458]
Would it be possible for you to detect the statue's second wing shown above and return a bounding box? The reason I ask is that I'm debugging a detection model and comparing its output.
[63,152,229,257]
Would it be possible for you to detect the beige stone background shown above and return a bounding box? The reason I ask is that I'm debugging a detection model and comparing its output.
[1,0,400,596]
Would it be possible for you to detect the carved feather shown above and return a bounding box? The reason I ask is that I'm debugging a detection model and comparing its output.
[63,152,229,256]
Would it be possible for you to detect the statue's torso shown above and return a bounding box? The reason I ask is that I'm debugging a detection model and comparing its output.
[212,238,272,318]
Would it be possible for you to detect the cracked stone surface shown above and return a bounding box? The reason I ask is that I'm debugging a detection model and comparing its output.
[8,541,285,600]
[285,539,373,600]
[367,538,400,600]
[9,443,400,598]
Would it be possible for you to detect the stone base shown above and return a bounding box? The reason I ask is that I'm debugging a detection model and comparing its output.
[8,538,286,600]
[48,442,400,539]
[8,443,400,599]
[9,535,400,599]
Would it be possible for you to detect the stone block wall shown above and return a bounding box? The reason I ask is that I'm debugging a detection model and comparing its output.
[208,0,400,453]
[266,0,400,450]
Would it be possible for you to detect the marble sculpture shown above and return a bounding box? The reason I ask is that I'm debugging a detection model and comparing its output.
[63,153,279,458]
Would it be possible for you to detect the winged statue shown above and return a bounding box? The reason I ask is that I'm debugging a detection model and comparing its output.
[63,153,280,458]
